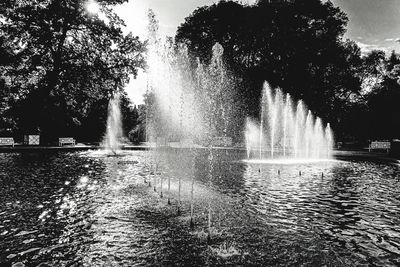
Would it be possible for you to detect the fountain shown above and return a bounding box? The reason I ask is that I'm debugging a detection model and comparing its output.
[2,9,399,267]
[142,12,336,245]
[245,83,334,164]
[103,92,123,154]
[144,13,244,240]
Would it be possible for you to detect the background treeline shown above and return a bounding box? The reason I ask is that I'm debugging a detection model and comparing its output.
[1,0,400,145]
[176,0,400,144]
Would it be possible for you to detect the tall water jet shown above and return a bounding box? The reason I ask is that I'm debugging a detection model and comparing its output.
[326,123,334,158]
[245,118,260,159]
[283,94,291,157]
[270,89,282,158]
[304,111,313,158]
[259,104,264,160]
[313,118,324,158]
[294,101,305,157]
[103,93,123,154]
[207,148,214,241]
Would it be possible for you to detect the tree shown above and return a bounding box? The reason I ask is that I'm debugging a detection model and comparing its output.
[0,35,18,135]
[0,0,145,142]
[363,51,400,139]
[128,104,146,144]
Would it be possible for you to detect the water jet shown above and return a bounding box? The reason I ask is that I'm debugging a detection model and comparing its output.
[103,92,123,154]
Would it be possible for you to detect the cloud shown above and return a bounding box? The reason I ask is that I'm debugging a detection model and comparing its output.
[385,38,400,43]
[356,41,389,55]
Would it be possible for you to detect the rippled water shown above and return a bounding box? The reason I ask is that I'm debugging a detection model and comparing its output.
[0,150,399,266]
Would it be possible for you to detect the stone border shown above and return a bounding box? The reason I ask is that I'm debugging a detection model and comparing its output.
[0,146,398,163]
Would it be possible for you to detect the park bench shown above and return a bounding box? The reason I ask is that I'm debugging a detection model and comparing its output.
[0,137,14,147]
[24,135,40,145]
[369,141,391,153]
[59,137,76,147]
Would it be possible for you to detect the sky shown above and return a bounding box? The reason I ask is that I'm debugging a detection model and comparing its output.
[113,0,400,104]
[329,0,400,54]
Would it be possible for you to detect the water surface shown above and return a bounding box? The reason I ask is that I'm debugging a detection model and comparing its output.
[0,150,399,266]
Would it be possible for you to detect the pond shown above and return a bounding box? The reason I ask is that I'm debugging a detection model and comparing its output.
[0,150,399,266]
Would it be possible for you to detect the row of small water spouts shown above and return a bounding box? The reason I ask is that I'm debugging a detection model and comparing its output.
[252,84,334,160]
[260,167,325,178]
[143,147,215,242]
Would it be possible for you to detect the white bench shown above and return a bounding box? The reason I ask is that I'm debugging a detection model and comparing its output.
[59,137,76,147]
[0,137,14,147]
[24,135,40,145]
[369,141,390,153]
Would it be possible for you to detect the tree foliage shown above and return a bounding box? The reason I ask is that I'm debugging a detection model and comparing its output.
[360,50,400,140]
[0,0,145,142]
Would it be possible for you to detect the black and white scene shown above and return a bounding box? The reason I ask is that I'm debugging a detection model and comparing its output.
[1,0,400,266]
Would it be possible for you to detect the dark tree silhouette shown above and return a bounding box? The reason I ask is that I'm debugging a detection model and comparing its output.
[363,51,400,140]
